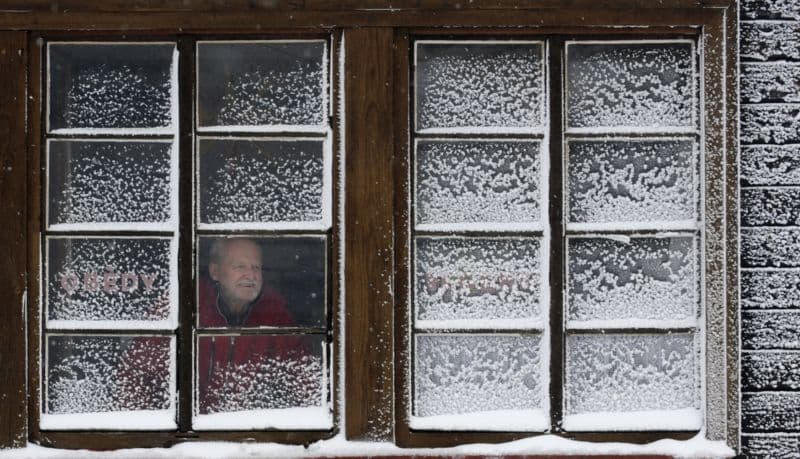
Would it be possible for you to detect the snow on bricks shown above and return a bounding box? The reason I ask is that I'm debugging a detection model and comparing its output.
[741,104,800,145]
[742,434,800,459]
[741,22,800,61]
[741,228,800,267]
[741,63,800,103]
[742,392,800,432]
[741,0,800,20]
[741,145,800,186]
[742,269,800,309]
[742,187,800,226]
[742,310,800,350]
[742,351,800,390]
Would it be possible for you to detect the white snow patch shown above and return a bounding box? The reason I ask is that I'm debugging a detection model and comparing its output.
[562,408,703,432]
[39,410,176,431]
[410,409,548,431]
[193,407,333,431]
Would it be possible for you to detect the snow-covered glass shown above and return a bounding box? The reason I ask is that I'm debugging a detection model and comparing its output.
[566,41,696,131]
[197,138,329,229]
[47,140,175,230]
[194,334,331,430]
[412,334,546,431]
[566,236,699,328]
[196,41,327,132]
[48,43,176,133]
[415,237,543,328]
[46,237,176,329]
[415,41,545,133]
[415,140,543,231]
[42,335,175,430]
[196,236,327,329]
[566,139,699,230]
[564,333,701,431]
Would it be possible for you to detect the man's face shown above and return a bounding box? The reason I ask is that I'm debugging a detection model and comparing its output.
[209,239,263,309]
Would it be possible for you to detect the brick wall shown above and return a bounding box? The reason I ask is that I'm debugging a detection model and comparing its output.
[739,0,800,457]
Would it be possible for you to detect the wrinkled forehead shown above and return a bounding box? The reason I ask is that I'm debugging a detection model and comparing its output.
[221,239,263,264]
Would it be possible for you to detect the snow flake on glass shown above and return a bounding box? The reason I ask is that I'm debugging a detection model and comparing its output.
[567,236,699,325]
[414,334,543,417]
[47,237,174,326]
[46,335,173,415]
[48,43,174,131]
[197,335,325,414]
[565,333,700,415]
[197,41,326,129]
[198,139,325,226]
[566,42,696,130]
[415,237,542,325]
[567,139,698,227]
[48,141,173,228]
[415,42,544,132]
[415,140,542,229]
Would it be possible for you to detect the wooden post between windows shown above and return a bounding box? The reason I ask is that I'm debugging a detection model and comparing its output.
[343,27,396,441]
[0,31,28,449]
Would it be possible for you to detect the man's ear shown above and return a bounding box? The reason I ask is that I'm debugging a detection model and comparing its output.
[209,263,220,282]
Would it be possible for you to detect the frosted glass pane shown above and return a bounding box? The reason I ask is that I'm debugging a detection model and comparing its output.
[48,43,174,130]
[414,334,543,417]
[198,139,325,225]
[566,42,695,129]
[197,41,326,128]
[567,236,699,325]
[565,333,700,415]
[415,237,542,324]
[197,236,326,329]
[415,140,542,228]
[416,42,544,131]
[567,139,698,226]
[48,141,173,227]
[46,237,174,326]
[197,335,326,414]
[45,335,173,414]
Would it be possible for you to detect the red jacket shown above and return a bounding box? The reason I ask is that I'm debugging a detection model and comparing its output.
[196,277,315,414]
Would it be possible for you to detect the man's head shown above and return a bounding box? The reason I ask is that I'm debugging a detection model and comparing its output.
[208,238,263,315]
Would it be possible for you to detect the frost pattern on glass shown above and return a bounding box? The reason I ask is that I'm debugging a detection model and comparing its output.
[566,42,695,129]
[415,237,542,322]
[197,42,325,127]
[199,139,324,224]
[47,238,172,323]
[567,237,699,323]
[48,141,172,226]
[416,43,544,130]
[198,335,325,414]
[414,334,542,417]
[565,333,700,414]
[49,44,173,130]
[46,336,172,414]
[416,140,541,226]
[567,140,698,225]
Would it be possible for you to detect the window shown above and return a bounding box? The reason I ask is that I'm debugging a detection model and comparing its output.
[1,2,738,452]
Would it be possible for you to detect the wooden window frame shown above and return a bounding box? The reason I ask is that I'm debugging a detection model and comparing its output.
[0,0,739,452]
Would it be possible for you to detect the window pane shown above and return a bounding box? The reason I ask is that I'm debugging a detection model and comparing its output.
[47,140,174,229]
[415,140,543,230]
[198,138,328,228]
[48,43,175,132]
[564,333,701,431]
[197,236,326,328]
[566,139,698,229]
[415,237,543,328]
[566,41,695,130]
[566,236,699,328]
[412,334,546,431]
[196,41,327,130]
[43,335,175,430]
[415,42,545,133]
[195,334,330,429]
[46,237,176,329]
